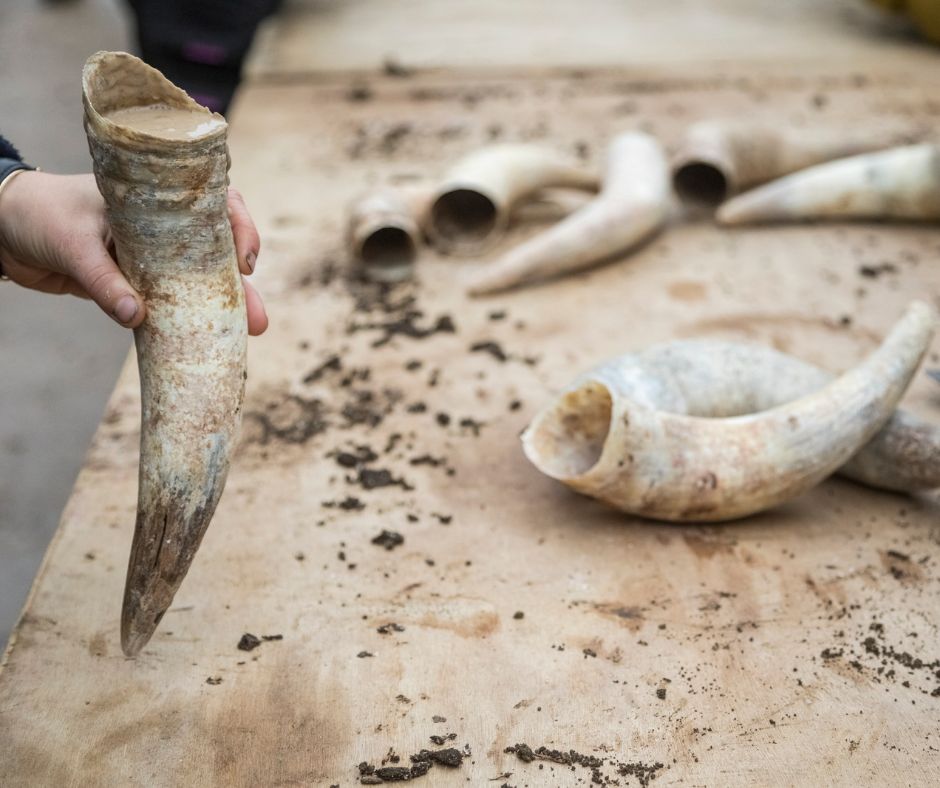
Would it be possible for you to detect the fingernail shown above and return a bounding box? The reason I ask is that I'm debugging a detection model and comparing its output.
[246,251,256,273]
[115,295,139,324]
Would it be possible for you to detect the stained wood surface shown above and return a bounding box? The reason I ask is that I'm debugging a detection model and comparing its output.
[3,17,940,788]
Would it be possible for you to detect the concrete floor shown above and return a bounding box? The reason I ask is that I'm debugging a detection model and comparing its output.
[0,0,132,649]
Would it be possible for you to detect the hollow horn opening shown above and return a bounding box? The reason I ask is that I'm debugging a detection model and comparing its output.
[359,226,417,281]
[430,188,498,246]
[524,381,613,480]
[673,161,729,205]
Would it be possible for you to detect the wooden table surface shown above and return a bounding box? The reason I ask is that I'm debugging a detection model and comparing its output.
[2,3,940,786]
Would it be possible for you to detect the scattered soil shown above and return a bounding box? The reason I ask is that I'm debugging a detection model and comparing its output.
[322,496,366,511]
[459,417,484,436]
[350,312,456,348]
[371,530,405,550]
[858,262,897,279]
[236,633,281,652]
[355,468,414,491]
[237,633,261,652]
[505,743,664,787]
[383,57,413,78]
[346,83,373,102]
[470,340,508,362]
[334,446,379,468]
[358,745,467,783]
[245,395,328,445]
[303,354,342,384]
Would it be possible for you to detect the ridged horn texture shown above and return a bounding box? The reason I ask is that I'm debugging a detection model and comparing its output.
[426,144,597,255]
[717,144,940,225]
[467,132,669,296]
[83,52,247,655]
[671,121,921,206]
[522,303,936,523]
[346,187,429,283]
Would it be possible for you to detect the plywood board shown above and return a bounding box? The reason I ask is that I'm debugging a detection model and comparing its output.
[2,64,940,786]
[246,0,939,78]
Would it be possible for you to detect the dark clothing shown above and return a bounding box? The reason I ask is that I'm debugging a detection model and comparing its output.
[0,134,25,163]
[0,134,33,197]
[127,0,282,114]
[1,134,34,279]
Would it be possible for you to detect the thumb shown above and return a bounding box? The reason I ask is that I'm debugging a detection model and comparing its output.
[67,248,147,329]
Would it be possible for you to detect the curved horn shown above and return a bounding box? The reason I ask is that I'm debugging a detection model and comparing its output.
[426,144,597,255]
[467,132,669,295]
[717,144,940,225]
[83,52,247,655]
[522,302,936,522]
[346,187,429,282]
[671,121,919,206]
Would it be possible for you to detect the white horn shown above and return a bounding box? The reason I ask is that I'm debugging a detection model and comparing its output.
[467,132,669,295]
[717,144,940,225]
[346,187,429,282]
[426,144,597,255]
[672,121,922,205]
[522,302,936,522]
[83,52,247,655]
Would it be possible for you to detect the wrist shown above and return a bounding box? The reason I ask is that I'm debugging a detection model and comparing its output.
[0,167,37,261]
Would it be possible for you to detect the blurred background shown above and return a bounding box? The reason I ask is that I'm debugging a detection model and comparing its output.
[1,0,937,651]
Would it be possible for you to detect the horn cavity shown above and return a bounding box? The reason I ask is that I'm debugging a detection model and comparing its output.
[346,187,429,282]
[672,121,922,206]
[467,132,669,295]
[523,303,936,522]
[83,51,247,655]
[426,144,597,255]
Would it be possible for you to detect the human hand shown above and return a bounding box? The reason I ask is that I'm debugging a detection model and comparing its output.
[0,172,268,335]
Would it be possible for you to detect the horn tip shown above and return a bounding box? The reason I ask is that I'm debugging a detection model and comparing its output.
[120,614,159,657]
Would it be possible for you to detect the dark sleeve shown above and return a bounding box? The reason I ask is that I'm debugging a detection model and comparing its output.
[0,134,34,279]
[0,134,26,163]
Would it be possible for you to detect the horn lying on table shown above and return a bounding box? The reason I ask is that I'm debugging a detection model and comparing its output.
[346,187,430,282]
[671,121,919,205]
[467,132,670,295]
[426,144,597,255]
[83,51,247,655]
[716,144,940,225]
[522,302,937,523]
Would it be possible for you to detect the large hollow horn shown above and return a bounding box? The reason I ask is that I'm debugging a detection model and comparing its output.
[671,121,922,206]
[522,302,936,523]
[426,144,597,255]
[467,132,669,296]
[83,51,247,655]
[716,144,940,225]
[346,187,430,282]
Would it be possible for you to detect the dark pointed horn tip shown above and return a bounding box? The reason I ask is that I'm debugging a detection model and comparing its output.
[121,604,168,657]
